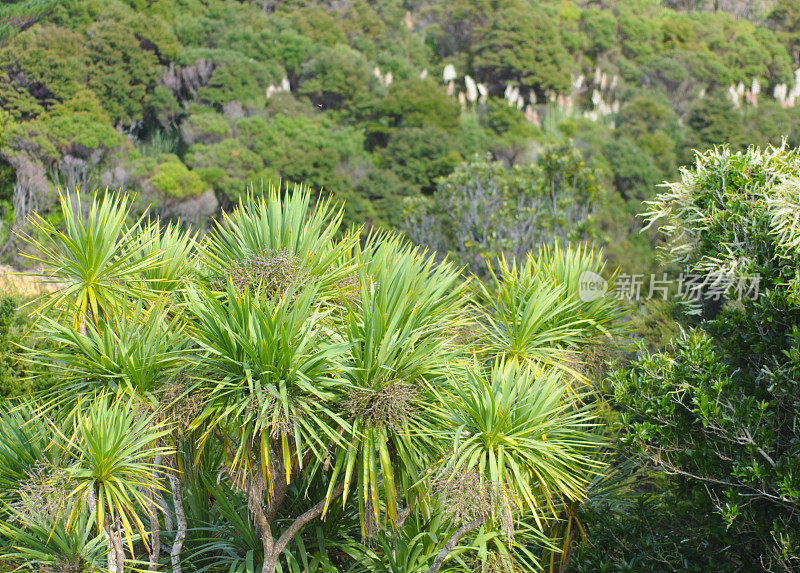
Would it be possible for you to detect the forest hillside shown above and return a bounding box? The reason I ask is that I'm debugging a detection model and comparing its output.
[1,0,799,264]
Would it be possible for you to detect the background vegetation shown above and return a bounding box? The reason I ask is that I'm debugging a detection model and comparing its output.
[1,0,799,272]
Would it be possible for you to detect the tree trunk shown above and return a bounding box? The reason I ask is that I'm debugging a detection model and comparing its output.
[105,526,117,573]
[169,471,186,573]
[426,514,486,573]
[147,497,161,571]
[146,455,162,571]
[106,533,117,573]
[111,518,125,571]
[156,490,173,533]
[249,478,274,567]
[261,481,345,573]
[87,485,119,573]
[557,522,577,573]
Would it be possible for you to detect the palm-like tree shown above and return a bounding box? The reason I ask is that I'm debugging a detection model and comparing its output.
[136,220,199,295]
[3,186,624,573]
[325,238,468,532]
[187,281,350,569]
[35,299,187,404]
[18,192,197,571]
[67,395,172,572]
[22,191,161,331]
[426,360,601,573]
[475,244,622,385]
[202,186,359,294]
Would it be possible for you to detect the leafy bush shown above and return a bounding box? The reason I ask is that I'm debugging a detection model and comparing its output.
[149,156,205,200]
[405,143,601,276]
[610,145,800,571]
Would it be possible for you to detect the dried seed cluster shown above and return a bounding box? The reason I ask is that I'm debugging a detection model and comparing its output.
[246,393,293,439]
[462,551,526,573]
[158,377,203,433]
[344,380,419,430]
[431,470,492,525]
[213,249,309,298]
[333,271,360,304]
[12,460,74,526]
[431,469,517,542]
[41,557,85,573]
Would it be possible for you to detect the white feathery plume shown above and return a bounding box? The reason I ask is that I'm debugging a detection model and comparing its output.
[464,75,478,102]
[477,83,488,103]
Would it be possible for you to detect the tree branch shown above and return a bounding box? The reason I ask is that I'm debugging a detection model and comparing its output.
[146,454,162,571]
[262,481,346,572]
[426,514,486,573]
[275,480,345,556]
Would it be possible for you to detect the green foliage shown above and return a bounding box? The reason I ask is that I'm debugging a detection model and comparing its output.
[474,244,623,380]
[182,107,231,145]
[198,58,277,110]
[0,0,796,263]
[7,90,122,163]
[353,168,417,229]
[299,45,373,113]
[1,2,799,566]
[685,95,748,157]
[581,9,617,56]
[382,126,460,193]
[85,19,161,124]
[149,155,206,199]
[23,191,160,328]
[444,360,599,525]
[601,137,662,202]
[0,24,87,105]
[483,98,538,153]
[474,0,572,95]
[0,297,32,397]
[609,145,800,570]
[376,78,461,131]
[69,395,172,549]
[770,0,800,65]
[0,1,58,47]
[616,95,680,175]
[187,138,267,203]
